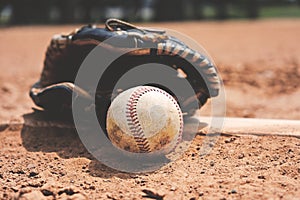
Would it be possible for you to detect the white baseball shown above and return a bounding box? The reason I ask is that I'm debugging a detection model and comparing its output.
[106,86,183,154]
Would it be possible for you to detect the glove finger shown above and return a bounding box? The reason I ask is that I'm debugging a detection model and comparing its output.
[30,82,92,112]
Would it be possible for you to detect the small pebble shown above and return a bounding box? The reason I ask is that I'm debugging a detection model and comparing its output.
[29,172,39,178]
[19,187,32,195]
[142,188,165,199]
[170,186,176,191]
[140,179,147,183]
[258,175,265,179]
[89,185,96,190]
[106,193,115,199]
[130,174,138,179]
[27,164,35,169]
[281,183,287,187]
[11,187,18,192]
[28,180,43,188]
[287,149,293,153]
[238,153,245,159]
[58,188,76,196]
[229,189,237,194]
[225,137,236,143]
[41,189,53,196]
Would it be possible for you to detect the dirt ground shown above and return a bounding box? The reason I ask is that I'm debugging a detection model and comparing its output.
[0,19,300,199]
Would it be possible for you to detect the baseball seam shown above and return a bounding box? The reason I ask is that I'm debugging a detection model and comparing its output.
[126,87,183,153]
[126,87,152,153]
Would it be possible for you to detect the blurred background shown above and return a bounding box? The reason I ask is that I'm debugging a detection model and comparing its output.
[0,0,300,25]
[0,0,299,120]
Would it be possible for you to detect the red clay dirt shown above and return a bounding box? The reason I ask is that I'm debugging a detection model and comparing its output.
[0,19,300,199]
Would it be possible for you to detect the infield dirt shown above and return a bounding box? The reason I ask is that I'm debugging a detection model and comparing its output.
[0,19,299,199]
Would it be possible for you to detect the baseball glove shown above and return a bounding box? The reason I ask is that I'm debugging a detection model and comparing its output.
[30,18,220,125]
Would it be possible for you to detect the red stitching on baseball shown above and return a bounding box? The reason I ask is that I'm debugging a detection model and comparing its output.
[126,87,153,153]
[126,86,183,153]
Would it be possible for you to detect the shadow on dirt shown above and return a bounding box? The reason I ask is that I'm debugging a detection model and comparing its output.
[20,111,136,179]
[21,110,205,176]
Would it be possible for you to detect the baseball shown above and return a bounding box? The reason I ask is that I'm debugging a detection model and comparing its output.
[106,86,183,154]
